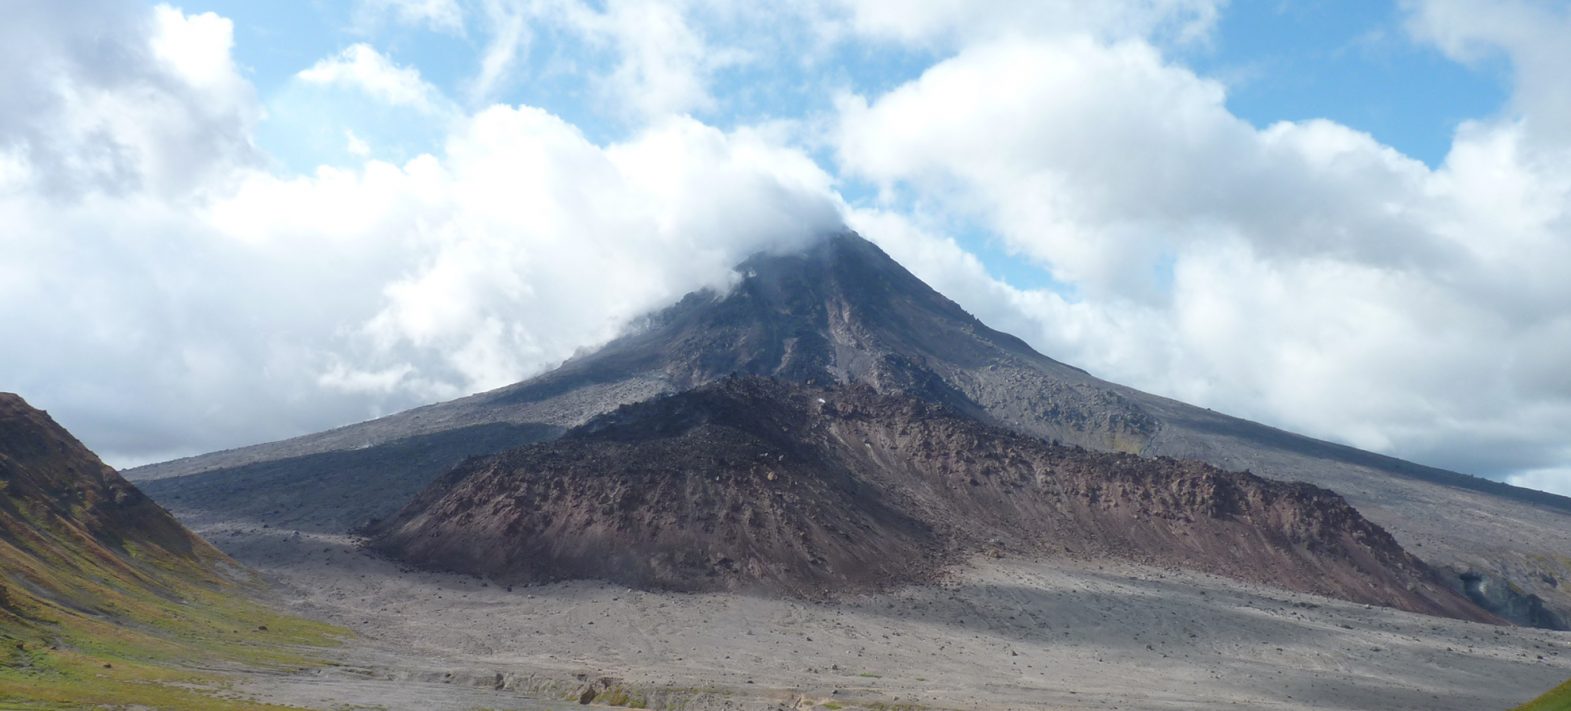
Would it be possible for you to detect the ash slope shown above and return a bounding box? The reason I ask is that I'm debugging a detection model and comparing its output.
[133,232,1571,627]
[371,377,1494,623]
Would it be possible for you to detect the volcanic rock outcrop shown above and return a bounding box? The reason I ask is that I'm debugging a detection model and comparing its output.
[371,377,1496,622]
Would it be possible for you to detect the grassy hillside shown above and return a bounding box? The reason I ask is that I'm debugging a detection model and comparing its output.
[0,575,342,710]
[0,393,343,709]
[1517,678,1571,711]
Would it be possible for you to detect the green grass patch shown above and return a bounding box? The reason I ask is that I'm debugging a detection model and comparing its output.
[0,399,348,708]
[585,685,651,708]
[0,578,344,710]
[0,515,344,709]
[1516,677,1571,711]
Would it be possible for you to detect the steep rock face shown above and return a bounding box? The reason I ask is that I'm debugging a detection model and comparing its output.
[372,378,1495,623]
[0,393,227,620]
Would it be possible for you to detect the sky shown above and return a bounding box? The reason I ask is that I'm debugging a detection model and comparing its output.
[3,1,1570,498]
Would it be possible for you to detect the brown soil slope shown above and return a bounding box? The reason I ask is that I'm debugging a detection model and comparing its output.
[371,378,1496,623]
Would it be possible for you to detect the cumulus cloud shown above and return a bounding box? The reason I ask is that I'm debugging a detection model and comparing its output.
[0,2,840,465]
[461,0,753,119]
[272,108,840,396]
[470,0,532,101]
[0,2,256,199]
[836,38,1449,299]
[563,0,736,119]
[298,44,448,113]
[832,9,1571,485]
[460,0,1223,122]
[357,0,466,34]
[820,0,1222,48]
[1508,468,1571,498]
[1406,0,1571,141]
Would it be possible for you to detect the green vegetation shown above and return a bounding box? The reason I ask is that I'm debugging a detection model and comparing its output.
[1515,677,1571,711]
[596,686,649,708]
[0,483,344,709]
[0,559,343,710]
[0,395,346,708]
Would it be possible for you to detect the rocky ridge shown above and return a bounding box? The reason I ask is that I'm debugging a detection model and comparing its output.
[371,377,1496,623]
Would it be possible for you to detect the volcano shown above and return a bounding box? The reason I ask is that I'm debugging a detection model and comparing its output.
[131,232,1571,627]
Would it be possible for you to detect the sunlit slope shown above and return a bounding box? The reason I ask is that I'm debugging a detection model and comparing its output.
[0,393,341,709]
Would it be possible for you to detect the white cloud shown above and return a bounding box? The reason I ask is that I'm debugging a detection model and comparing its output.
[1508,467,1571,498]
[464,0,749,119]
[149,5,242,90]
[357,0,466,34]
[0,3,841,464]
[832,24,1571,490]
[470,0,531,101]
[318,362,417,395]
[0,2,257,199]
[822,0,1223,48]
[345,130,373,157]
[568,0,730,119]
[298,44,447,113]
[327,109,841,393]
[453,0,1223,122]
[836,38,1447,299]
[1406,0,1571,143]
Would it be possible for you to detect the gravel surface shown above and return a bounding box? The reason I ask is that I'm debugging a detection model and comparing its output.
[198,518,1571,711]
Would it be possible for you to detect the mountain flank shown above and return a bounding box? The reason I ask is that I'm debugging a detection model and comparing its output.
[370,377,1495,623]
[0,393,339,709]
[132,232,1571,628]
[0,393,223,619]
